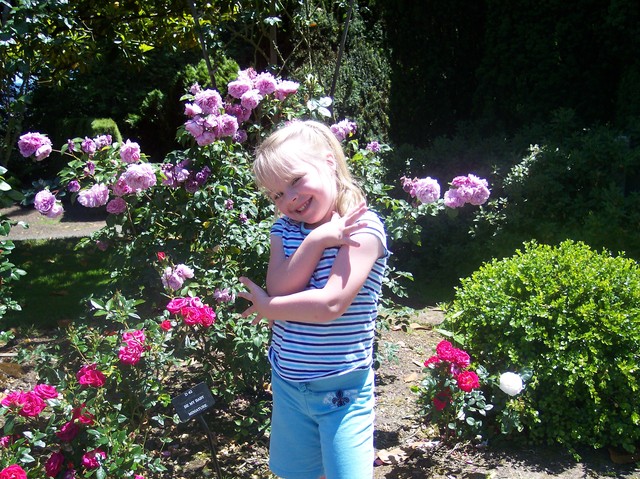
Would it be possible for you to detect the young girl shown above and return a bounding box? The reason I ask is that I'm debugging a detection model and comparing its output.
[238,120,388,479]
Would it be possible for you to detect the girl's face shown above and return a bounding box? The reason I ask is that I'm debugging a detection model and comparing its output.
[269,154,337,228]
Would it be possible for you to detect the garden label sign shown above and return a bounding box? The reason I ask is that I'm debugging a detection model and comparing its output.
[171,382,215,422]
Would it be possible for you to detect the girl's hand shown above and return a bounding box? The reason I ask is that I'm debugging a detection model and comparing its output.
[238,276,274,327]
[313,201,368,248]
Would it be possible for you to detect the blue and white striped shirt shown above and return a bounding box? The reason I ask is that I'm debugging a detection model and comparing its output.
[268,210,389,382]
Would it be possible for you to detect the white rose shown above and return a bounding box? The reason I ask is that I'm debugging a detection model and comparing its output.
[498,372,524,396]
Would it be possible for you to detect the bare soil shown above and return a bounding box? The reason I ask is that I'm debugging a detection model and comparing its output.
[1,205,639,478]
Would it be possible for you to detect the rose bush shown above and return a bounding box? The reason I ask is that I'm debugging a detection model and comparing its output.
[6,66,490,475]
[413,339,530,443]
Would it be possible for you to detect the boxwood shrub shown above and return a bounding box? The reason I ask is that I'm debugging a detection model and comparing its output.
[442,240,640,454]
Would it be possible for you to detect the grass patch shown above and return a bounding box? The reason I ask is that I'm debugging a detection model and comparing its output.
[3,238,112,330]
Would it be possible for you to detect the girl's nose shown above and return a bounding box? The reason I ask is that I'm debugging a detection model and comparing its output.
[284,188,297,203]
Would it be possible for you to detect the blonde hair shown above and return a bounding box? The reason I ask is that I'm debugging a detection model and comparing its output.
[253,120,365,215]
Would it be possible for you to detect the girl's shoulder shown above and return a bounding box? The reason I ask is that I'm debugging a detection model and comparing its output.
[271,215,301,236]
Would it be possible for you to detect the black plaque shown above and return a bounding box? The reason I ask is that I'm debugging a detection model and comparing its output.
[171,382,216,422]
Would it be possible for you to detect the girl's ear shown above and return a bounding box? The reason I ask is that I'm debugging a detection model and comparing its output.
[325,151,337,171]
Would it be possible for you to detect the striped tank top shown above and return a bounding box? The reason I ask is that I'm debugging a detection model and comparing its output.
[268,210,388,382]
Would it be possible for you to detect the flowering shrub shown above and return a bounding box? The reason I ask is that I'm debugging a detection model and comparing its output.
[413,340,491,441]
[414,339,531,443]
[9,66,491,475]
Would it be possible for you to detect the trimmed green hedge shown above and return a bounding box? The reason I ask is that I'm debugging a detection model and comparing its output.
[443,240,640,453]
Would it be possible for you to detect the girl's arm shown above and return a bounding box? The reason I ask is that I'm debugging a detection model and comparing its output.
[240,231,383,324]
[266,202,368,296]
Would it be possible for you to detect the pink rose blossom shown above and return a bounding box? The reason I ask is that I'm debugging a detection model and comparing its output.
[330,119,357,141]
[1,391,22,408]
[120,139,141,163]
[17,132,52,161]
[160,320,173,331]
[106,197,127,214]
[174,264,194,279]
[435,340,456,361]
[366,141,381,152]
[119,341,144,365]
[194,89,223,115]
[413,177,441,204]
[227,78,253,99]
[94,135,112,149]
[217,114,239,138]
[240,89,263,110]
[17,391,46,417]
[122,162,156,191]
[67,180,81,192]
[78,183,109,208]
[76,363,106,387]
[254,72,277,95]
[111,177,132,196]
[81,137,97,155]
[274,80,299,100]
[184,102,202,117]
[166,297,190,314]
[33,383,59,399]
[195,131,217,146]
[34,190,64,218]
[0,464,27,479]
[81,449,106,469]
[185,118,205,138]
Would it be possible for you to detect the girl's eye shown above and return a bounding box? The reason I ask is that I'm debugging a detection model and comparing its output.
[291,177,301,185]
[272,192,283,201]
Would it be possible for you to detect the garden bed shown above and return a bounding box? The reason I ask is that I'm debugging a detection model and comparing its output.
[1,309,637,478]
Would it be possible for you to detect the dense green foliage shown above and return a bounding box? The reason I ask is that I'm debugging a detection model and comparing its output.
[0,166,25,322]
[472,113,640,263]
[442,240,640,454]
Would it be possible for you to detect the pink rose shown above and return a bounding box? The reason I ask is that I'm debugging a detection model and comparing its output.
[0,464,27,479]
[17,132,52,161]
[18,391,46,417]
[76,363,106,387]
[160,320,173,331]
[120,139,141,163]
[33,383,59,400]
[119,341,144,365]
[181,306,202,326]
[81,448,106,469]
[1,391,22,408]
[166,297,190,314]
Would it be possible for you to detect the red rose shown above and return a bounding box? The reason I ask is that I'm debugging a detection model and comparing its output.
[435,340,456,361]
[433,389,451,411]
[160,320,173,331]
[456,370,480,392]
[56,420,80,442]
[45,451,65,477]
